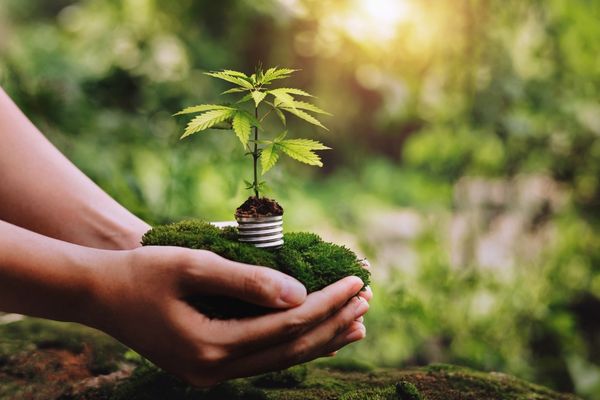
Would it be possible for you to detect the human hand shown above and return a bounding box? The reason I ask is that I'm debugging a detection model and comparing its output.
[87,246,370,386]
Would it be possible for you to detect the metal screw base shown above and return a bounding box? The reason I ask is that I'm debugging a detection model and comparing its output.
[235,215,283,249]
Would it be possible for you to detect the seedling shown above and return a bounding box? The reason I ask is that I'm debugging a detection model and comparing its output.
[174,67,330,202]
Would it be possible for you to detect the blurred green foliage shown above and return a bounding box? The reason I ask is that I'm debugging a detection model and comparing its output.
[1,0,599,398]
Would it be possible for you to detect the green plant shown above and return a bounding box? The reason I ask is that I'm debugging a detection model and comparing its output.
[174,67,330,198]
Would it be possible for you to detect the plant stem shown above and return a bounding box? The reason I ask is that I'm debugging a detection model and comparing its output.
[253,106,259,198]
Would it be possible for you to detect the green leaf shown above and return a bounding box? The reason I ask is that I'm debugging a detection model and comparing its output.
[181,109,236,138]
[260,143,280,175]
[274,107,287,126]
[281,107,328,130]
[210,121,233,130]
[261,68,298,84]
[277,139,330,166]
[274,130,288,142]
[232,111,252,148]
[221,87,247,95]
[268,89,296,109]
[174,104,234,116]
[251,90,267,108]
[271,87,314,97]
[237,93,253,104]
[281,100,331,115]
[205,71,254,89]
[222,69,248,78]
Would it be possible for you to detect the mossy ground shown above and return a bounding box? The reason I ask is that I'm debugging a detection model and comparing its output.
[0,318,580,400]
[141,220,371,318]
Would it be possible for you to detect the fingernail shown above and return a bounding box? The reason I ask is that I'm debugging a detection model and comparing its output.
[353,296,369,318]
[280,277,307,306]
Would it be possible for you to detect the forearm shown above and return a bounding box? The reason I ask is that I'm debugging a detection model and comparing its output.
[0,87,150,250]
[0,219,113,324]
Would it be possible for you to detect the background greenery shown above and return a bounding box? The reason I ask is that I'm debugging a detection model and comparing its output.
[1,0,599,398]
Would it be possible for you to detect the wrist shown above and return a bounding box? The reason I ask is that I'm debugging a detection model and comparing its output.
[79,248,134,331]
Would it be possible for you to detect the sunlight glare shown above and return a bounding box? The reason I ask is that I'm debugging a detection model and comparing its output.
[342,0,411,43]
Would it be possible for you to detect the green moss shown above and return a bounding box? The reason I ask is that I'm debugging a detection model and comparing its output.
[0,318,126,375]
[395,381,424,400]
[339,386,395,400]
[315,357,375,373]
[142,220,371,318]
[252,365,308,388]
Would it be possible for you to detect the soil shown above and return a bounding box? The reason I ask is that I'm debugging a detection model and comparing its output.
[235,196,284,218]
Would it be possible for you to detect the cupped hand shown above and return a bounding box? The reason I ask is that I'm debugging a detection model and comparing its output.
[87,246,370,386]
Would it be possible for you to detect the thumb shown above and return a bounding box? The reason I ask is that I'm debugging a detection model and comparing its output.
[183,250,307,308]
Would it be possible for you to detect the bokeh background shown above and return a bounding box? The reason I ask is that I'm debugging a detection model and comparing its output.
[1,0,599,398]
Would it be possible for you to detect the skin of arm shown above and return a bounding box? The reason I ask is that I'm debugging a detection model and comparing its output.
[0,219,369,386]
[0,87,149,250]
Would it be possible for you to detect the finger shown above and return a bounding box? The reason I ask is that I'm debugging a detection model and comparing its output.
[358,286,373,302]
[355,316,364,323]
[211,296,369,381]
[320,321,366,356]
[181,250,307,308]
[204,276,365,350]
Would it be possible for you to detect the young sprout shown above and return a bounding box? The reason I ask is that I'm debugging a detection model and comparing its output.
[174,67,331,198]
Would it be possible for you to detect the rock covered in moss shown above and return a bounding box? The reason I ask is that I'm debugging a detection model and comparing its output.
[141,220,370,318]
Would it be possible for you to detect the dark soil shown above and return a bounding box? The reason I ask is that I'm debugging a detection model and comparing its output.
[235,196,283,218]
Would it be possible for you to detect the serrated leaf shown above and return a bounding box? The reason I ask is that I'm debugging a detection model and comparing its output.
[274,107,287,126]
[251,90,267,107]
[260,143,280,175]
[261,68,298,84]
[274,130,288,142]
[181,109,236,138]
[205,71,254,89]
[272,87,314,97]
[281,107,328,130]
[237,93,253,104]
[174,104,234,116]
[232,111,252,148]
[268,89,296,109]
[221,87,247,95]
[277,139,330,166]
[210,121,233,130]
[222,69,248,78]
[281,100,331,115]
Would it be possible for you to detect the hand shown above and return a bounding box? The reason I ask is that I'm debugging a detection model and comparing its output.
[87,246,370,386]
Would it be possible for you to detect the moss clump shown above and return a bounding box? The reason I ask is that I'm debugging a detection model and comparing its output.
[396,381,424,400]
[315,357,375,373]
[339,386,396,400]
[252,365,308,388]
[141,220,370,318]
